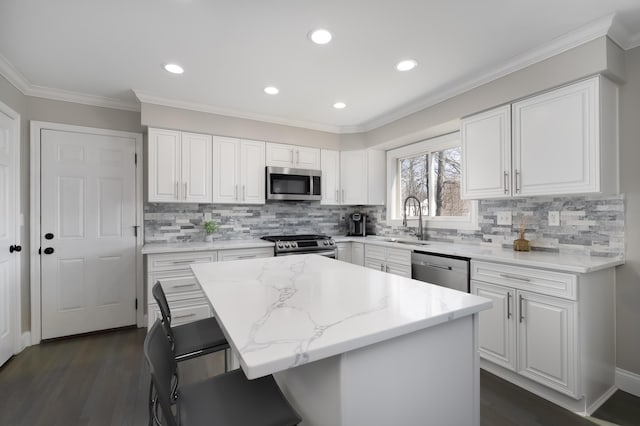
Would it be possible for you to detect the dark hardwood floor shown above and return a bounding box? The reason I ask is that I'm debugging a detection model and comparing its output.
[0,327,637,426]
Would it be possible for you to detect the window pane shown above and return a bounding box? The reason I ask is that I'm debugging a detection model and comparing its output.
[431,146,469,217]
[399,154,429,216]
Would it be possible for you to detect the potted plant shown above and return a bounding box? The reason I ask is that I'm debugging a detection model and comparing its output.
[203,220,219,242]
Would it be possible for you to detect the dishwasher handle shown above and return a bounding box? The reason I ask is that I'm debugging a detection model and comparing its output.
[422,262,452,271]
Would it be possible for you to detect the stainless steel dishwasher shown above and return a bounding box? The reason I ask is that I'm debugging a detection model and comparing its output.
[411,251,470,293]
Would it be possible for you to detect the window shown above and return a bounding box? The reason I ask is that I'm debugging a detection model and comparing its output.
[387,132,478,229]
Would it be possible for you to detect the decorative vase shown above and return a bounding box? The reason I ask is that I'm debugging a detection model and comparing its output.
[513,231,530,252]
[204,233,214,242]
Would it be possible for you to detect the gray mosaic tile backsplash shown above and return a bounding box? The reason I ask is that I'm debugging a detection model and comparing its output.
[144,194,624,257]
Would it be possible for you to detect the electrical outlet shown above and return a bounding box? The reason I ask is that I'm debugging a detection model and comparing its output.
[340,213,345,221]
[203,212,212,221]
[496,211,512,226]
[548,211,560,226]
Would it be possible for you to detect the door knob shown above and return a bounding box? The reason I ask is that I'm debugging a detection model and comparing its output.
[9,245,22,253]
[43,247,55,255]
[45,233,54,240]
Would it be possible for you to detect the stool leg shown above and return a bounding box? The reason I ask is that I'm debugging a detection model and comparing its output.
[148,381,154,426]
[224,349,228,372]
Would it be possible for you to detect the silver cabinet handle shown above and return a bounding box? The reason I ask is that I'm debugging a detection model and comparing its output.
[519,294,524,323]
[174,313,196,320]
[515,169,521,193]
[507,292,512,319]
[184,182,187,200]
[342,189,345,203]
[336,189,339,203]
[296,150,300,165]
[385,265,389,272]
[504,171,509,194]
[169,260,195,264]
[500,273,531,282]
[290,150,294,164]
[235,184,238,201]
[175,181,179,199]
[380,264,384,272]
[243,185,246,201]
[173,283,196,289]
[235,255,256,260]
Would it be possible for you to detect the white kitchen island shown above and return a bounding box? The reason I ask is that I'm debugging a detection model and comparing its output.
[191,254,491,426]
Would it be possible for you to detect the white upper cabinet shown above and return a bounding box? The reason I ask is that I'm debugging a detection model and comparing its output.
[148,128,212,203]
[461,76,618,199]
[321,149,340,205]
[212,136,265,204]
[266,142,321,170]
[340,150,385,205]
[461,105,512,199]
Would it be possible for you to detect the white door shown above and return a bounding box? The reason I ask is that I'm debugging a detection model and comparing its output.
[0,109,18,366]
[472,281,516,371]
[517,290,578,397]
[40,129,137,339]
[212,137,240,203]
[240,140,265,204]
[181,132,212,203]
[321,149,340,205]
[148,128,180,202]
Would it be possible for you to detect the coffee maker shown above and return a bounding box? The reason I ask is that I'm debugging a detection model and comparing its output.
[348,213,367,236]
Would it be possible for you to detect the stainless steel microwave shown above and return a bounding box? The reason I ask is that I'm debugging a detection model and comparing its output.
[266,167,322,201]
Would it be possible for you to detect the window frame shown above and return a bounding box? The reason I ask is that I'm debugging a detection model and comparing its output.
[386,132,479,230]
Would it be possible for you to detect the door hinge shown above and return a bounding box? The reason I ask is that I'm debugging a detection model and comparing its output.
[134,153,138,165]
[135,298,138,310]
[38,247,41,255]
[133,225,140,237]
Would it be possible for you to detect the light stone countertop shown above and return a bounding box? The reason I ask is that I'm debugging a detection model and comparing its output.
[191,254,492,379]
[336,236,624,274]
[141,239,274,254]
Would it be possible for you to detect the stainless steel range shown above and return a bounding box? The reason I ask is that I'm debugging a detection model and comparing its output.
[261,234,336,258]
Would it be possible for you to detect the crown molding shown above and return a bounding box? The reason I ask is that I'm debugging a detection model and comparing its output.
[134,90,352,134]
[609,16,640,50]
[0,53,140,112]
[359,14,617,132]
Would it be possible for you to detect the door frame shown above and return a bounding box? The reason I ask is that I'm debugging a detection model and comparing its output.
[30,121,144,344]
[0,99,21,355]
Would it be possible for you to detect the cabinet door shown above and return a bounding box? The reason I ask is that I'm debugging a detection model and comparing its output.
[461,105,511,199]
[181,132,212,203]
[365,259,385,272]
[513,78,599,196]
[148,128,181,202]
[352,243,364,266]
[240,140,266,204]
[265,143,294,168]
[212,137,240,203]
[295,146,321,169]
[340,150,367,204]
[472,281,516,371]
[336,242,352,263]
[517,290,578,397]
[321,149,341,205]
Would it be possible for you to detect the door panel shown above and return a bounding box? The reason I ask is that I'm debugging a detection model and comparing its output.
[240,140,265,204]
[181,132,212,202]
[41,129,137,339]
[212,137,239,203]
[0,110,16,367]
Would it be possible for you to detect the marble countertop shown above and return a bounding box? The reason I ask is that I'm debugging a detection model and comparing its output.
[336,236,623,274]
[141,239,274,254]
[191,255,492,379]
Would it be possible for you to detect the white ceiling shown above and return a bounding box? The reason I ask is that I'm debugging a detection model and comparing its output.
[1,0,640,133]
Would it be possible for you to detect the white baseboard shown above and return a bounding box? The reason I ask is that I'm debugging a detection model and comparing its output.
[586,385,617,415]
[615,367,640,397]
[20,332,31,351]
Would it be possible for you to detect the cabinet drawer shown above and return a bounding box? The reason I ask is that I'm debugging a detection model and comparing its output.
[150,271,203,297]
[365,259,385,272]
[385,262,411,278]
[386,247,411,266]
[148,299,211,328]
[471,261,577,300]
[365,245,386,261]
[219,247,273,261]
[148,251,218,272]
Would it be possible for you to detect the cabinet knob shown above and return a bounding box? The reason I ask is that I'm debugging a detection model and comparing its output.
[44,247,55,255]
[9,245,22,253]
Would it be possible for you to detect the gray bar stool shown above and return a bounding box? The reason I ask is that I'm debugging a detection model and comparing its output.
[145,320,301,426]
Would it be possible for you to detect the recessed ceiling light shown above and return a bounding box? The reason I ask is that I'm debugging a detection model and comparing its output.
[396,59,418,71]
[164,63,184,74]
[309,29,332,45]
[333,102,346,109]
[264,86,279,95]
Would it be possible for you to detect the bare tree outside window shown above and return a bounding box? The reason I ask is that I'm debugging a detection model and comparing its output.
[399,146,469,218]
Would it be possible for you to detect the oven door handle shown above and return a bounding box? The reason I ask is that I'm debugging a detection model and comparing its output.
[276,250,336,258]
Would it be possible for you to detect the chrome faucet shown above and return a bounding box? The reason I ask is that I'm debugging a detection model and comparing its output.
[402,196,424,240]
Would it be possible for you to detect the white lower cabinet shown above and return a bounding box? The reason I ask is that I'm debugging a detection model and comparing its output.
[146,247,273,329]
[351,242,364,266]
[336,242,352,263]
[472,260,614,414]
[364,245,411,278]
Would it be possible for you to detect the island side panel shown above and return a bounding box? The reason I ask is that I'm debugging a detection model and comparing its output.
[275,315,478,426]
